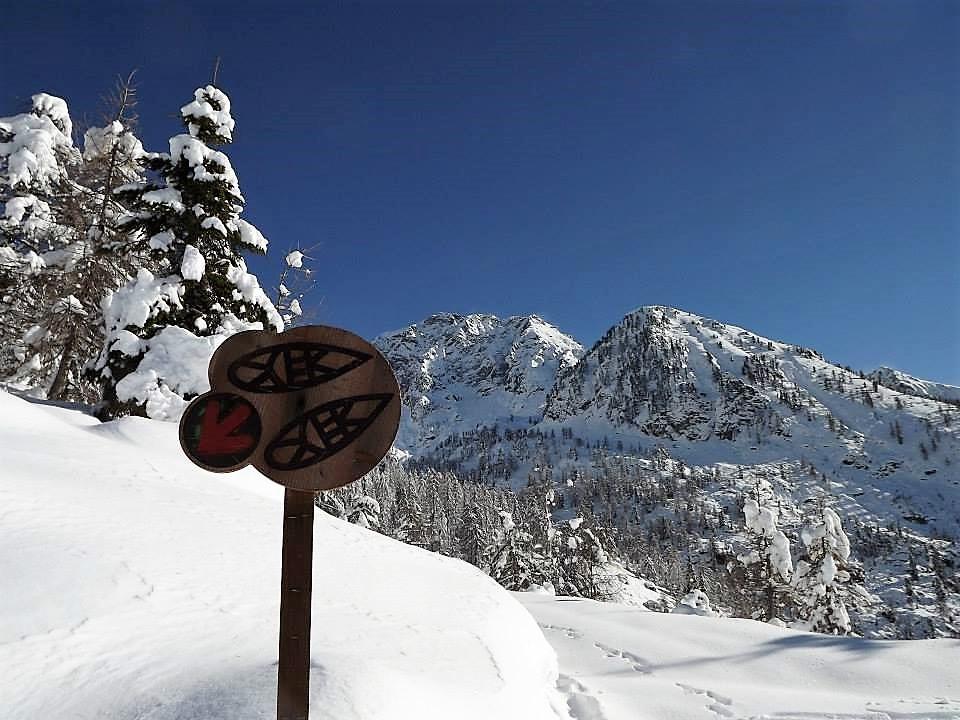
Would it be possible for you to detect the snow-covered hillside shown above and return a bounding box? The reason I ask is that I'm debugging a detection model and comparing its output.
[2,390,958,720]
[520,592,960,720]
[0,391,564,720]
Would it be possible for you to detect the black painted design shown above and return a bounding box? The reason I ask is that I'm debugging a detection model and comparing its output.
[227,342,371,393]
[265,394,394,470]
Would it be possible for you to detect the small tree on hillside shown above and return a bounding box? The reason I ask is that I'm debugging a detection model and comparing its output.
[554,515,609,599]
[486,510,551,591]
[792,505,863,635]
[733,480,794,622]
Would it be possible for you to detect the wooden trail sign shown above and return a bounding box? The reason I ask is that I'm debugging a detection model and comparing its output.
[179,325,401,720]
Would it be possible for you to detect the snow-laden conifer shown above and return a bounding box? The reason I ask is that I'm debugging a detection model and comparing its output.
[553,515,610,599]
[486,511,551,591]
[94,84,281,419]
[0,87,150,401]
[792,506,864,635]
[734,480,794,623]
[0,93,78,379]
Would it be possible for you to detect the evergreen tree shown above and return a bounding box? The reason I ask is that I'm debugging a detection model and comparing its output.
[346,494,381,530]
[554,515,609,599]
[734,480,794,622]
[792,506,861,635]
[93,84,281,419]
[0,93,79,382]
[394,479,430,549]
[486,511,551,591]
[456,502,490,568]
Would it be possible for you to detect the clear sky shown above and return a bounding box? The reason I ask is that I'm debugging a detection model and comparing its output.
[3,1,958,383]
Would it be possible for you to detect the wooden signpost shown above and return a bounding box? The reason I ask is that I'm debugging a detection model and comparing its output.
[179,325,401,720]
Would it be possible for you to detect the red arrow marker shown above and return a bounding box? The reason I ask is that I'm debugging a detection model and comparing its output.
[197,398,257,456]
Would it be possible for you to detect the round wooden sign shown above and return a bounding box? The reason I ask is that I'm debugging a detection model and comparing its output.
[179,325,401,491]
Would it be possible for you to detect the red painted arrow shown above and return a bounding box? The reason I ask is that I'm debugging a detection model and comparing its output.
[197,398,256,455]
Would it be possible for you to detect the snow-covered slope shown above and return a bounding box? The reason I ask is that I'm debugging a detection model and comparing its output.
[3,390,959,720]
[870,366,960,406]
[376,313,582,454]
[521,592,960,720]
[0,391,565,720]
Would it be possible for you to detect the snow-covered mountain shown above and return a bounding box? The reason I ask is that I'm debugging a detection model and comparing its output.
[377,306,960,638]
[375,313,582,454]
[380,306,958,500]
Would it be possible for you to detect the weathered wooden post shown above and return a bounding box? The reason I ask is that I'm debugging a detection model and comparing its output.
[179,325,401,720]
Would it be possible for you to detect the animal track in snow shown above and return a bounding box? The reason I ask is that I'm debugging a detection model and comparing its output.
[676,683,735,718]
[539,623,583,639]
[557,674,607,720]
[594,642,652,674]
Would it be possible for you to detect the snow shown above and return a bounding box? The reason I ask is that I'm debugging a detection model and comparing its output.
[51,293,86,316]
[1,386,959,720]
[148,230,176,250]
[201,216,228,236]
[226,259,283,331]
[180,85,235,143]
[113,325,227,420]
[142,187,185,212]
[168,135,242,197]
[237,218,268,251]
[0,96,74,192]
[671,589,719,617]
[30,92,72,138]
[742,497,794,580]
[82,120,143,163]
[0,391,566,720]
[180,243,205,281]
[521,592,960,720]
[101,268,183,332]
[286,249,304,268]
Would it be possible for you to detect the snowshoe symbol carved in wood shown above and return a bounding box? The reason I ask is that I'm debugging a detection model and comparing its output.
[265,393,394,470]
[227,342,372,393]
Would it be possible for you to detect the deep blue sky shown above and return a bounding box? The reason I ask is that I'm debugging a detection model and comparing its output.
[3,1,958,383]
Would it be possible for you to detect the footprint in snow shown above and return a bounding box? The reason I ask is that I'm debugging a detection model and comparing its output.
[540,623,583,639]
[557,674,607,720]
[676,682,735,718]
[594,642,652,674]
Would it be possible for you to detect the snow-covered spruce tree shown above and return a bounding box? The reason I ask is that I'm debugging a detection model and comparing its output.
[554,516,609,599]
[393,478,430,549]
[456,503,490,568]
[94,85,281,419]
[791,505,863,635]
[733,480,794,623]
[486,510,551,592]
[346,493,381,530]
[0,93,79,383]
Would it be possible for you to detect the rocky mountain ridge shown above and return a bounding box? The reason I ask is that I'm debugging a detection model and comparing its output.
[374,306,960,638]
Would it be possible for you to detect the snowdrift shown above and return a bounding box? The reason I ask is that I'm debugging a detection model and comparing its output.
[0,392,566,719]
